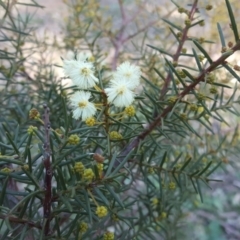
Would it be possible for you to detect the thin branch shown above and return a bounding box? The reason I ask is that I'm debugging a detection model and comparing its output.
[159,0,199,100]
[114,41,240,168]
[42,104,52,236]
[122,20,158,44]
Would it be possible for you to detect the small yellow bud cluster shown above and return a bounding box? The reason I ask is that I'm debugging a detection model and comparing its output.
[112,214,119,222]
[79,222,88,233]
[176,70,186,78]
[96,206,108,218]
[175,163,183,169]
[178,7,185,13]
[202,157,207,163]
[197,106,204,114]
[29,108,40,120]
[55,128,63,135]
[198,37,205,44]
[168,181,176,190]
[151,197,159,206]
[103,231,114,240]
[27,126,37,135]
[197,93,206,101]
[210,87,218,94]
[184,18,191,27]
[204,114,210,120]
[68,134,80,145]
[172,61,178,67]
[205,4,213,11]
[109,131,123,140]
[177,32,182,39]
[206,73,215,83]
[85,117,96,126]
[179,113,187,121]
[61,90,67,97]
[22,165,29,171]
[74,162,85,175]
[97,163,103,175]
[178,7,188,15]
[83,168,95,182]
[198,55,205,62]
[148,166,155,174]
[175,79,180,85]
[189,104,198,112]
[1,167,12,173]
[161,212,167,219]
[125,105,136,117]
[167,96,178,104]
[181,48,187,54]
[88,56,95,62]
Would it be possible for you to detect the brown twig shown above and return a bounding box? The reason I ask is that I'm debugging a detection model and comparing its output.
[159,0,199,100]
[110,1,158,69]
[42,104,52,236]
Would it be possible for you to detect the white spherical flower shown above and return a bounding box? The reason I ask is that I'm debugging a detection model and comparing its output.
[113,61,141,90]
[70,91,96,120]
[63,59,98,89]
[105,79,135,107]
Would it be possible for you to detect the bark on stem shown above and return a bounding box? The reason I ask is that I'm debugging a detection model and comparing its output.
[42,104,52,236]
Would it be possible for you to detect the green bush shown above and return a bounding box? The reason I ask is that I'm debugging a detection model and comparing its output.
[0,0,240,239]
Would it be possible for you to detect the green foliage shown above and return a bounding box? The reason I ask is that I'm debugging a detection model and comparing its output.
[0,0,240,239]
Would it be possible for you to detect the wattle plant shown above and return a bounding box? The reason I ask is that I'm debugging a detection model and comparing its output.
[0,0,240,239]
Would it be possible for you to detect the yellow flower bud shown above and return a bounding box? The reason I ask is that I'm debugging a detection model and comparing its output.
[27,126,37,135]
[79,222,88,233]
[96,206,108,218]
[83,168,95,181]
[197,93,206,101]
[74,162,85,175]
[109,131,123,140]
[184,18,191,27]
[22,165,29,171]
[168,181,176,190]
[151,197,159,206]
[68,134,80,145]
[189,104,198,112]
[85,117,96,126]
[125,105,136,117]
[205,4,213,11]
[161,212,167,219]
[148,167,155,174]
[1,167,12,173]
[29,108,40,119]
[103,231,114,240]
[179,113,187,121]
[97,163,103,174]
[167,96,178,104]
[210,87,218,94]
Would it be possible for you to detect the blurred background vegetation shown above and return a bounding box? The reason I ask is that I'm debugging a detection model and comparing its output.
[0,0,240,239]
